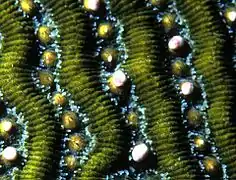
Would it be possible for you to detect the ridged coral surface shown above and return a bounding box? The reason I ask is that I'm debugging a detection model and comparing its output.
[0,0,57,179]
[175,0,236,178]
[109,1,200,179]
[0,0,235,180]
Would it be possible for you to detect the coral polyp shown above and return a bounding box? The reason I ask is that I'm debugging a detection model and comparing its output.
[0,0,236,179]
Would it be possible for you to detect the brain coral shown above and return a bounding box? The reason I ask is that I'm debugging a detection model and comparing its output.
[0,0,236,180]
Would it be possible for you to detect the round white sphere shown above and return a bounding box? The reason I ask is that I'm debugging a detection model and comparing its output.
[2,121,13,132]
[131,143,149,162]
[227,10,236,22]
[2,146,17,161]
[181,81,194,95]
[84,0,100,11]
[168,35,185,52]
[112,70,127,87]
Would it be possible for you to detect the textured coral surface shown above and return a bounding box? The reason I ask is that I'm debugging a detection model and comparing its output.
[0,0,236,180]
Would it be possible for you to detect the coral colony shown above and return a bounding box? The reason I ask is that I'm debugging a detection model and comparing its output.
[0,0,235,179]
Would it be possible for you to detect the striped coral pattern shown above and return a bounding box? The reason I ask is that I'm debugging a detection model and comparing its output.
[0,0,236,179]
[0,0,57,179]
[110,0,201,179]
[39,0,125,179]
[175,0,236,178]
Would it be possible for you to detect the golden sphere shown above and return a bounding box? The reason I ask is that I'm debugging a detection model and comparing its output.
[0,119,15,139]
[203,156,222,176]
[225,7,236,24]
[194,136,209,152]
[38,26,52,45]
[101,48,117,62]
[61,111,78,130]
[162,14,176,31]
[98,23,113,38]
[42,51,57,66]
[171,60,189,77]
[68,134,85,152]
[101,48,118,70]
[39,71,54,87]
[186,107,202,128]
[20,0,36,15]
[52,93,67,106]
[64,155,77,170]
[127,112,138,126]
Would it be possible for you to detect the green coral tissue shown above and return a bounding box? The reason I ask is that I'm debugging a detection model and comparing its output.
[0,0,235,180]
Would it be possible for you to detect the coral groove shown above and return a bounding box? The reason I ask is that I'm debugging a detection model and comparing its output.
[110,0,201,179]
[40,0,125,179]
[175,0,236,178]
[0,0,57,179]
